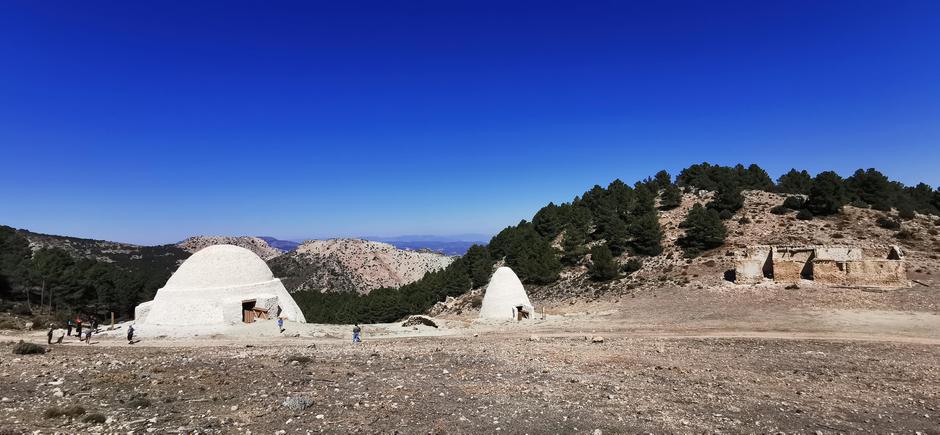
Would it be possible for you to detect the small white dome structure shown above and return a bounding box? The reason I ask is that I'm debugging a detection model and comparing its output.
[479,267,534,321]
[135,245,306,326]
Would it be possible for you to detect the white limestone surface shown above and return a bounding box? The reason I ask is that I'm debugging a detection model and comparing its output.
[479,267,534,320]
[138,244,306,327]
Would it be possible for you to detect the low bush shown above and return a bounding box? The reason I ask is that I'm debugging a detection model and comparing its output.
[285,355,312,364]
[622,258,642,275]
[782,196,805,210]
[849,199,869,208]
[42,405,85,419]
[770,205,790,215]
[898,206,916,220]
[896,229,916,240]
[877,217,901,230]
[737,217,751,225]
[469,295,483,309]
[12,341,45,355]
[796,209,813,220]
[82,413,106,424]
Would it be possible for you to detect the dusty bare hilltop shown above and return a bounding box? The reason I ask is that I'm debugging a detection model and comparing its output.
[269,239,454,294]
[177,236,285,261]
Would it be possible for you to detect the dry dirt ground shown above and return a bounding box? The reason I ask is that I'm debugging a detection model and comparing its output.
[2,286,940,434]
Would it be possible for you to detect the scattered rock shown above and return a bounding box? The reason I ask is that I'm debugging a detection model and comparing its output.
[282,397,314,412]
[402,316,438,328]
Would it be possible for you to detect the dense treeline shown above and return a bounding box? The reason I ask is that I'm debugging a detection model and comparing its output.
[4,163,938,326]
[297,173,671,322]
[0,226,181,321]
[296,162,940,323]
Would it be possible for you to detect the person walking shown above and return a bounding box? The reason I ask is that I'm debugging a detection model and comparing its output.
[277,317,285,333]
[75,317,83,338]
[47,324,54,345]
[66,319,73,336]
[84,328,93,345]
[91,316,99,331]
[352,323,361,343]
[127,324,135,344]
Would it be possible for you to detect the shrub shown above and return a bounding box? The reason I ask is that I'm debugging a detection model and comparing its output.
[876,217,901,230]
[469,295,483,309]
[849,199,869,208]
[832,233,844,239]
[0,320,17,330]
[718,209,732,220]
[622,258,642,275]
[12,341,45,355]
[737,217,751,225]
[286,355,312,364]
[896,229,916,240]
[82,413,106,424]
[796,209,813,220]
[782,196,805,210]
[770,205,790,215]
[42,405,85,419]
[898,206,916,220]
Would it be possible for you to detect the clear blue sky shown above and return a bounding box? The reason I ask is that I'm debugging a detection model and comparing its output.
[1,1,938,245]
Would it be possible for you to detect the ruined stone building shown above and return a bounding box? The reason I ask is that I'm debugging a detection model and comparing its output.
[735,245,907,287]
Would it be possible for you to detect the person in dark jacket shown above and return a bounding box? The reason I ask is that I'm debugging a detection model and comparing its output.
[127,324,135,344]
[66,319,73,336]
[47,324,54,345]
[352,324,362,343]
[75,317,83,338]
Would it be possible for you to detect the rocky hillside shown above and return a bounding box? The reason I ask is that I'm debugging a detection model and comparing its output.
[177,236,284,260]
[15,228,189,269]
[269,239,454,294]
[531,189,940,300]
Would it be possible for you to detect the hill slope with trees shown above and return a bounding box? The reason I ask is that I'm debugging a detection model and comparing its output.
[293,163,940,323]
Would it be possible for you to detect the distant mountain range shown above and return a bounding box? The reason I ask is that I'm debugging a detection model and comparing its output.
[257,235,490,256]
[258,236,301,252]
[362,234,490,255]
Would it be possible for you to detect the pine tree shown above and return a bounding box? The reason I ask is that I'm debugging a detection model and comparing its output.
[805,171,849,216]
[653,170,672,190]
[588,244,620,281]
[659,183,682,210]
[561,225,588,266]
[629,212,664,256]
[706,179,744,219]
[678,204,727,257]
[846,168,894,211]
[463,245,493,288]
[533,203,563,238]
[777,169,813,194]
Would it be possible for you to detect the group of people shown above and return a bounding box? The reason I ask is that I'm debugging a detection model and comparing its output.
[46,315,99,345]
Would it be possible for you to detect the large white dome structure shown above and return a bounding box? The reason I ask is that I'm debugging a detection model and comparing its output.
[134,244,306,326]
[479,267,534,321]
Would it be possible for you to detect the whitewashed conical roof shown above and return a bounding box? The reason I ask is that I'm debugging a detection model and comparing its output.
[479,267,533,320]
[164,244,274,290]
[139,244,306,325]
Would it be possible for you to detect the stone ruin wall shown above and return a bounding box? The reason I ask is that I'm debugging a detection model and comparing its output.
[734,245,908,288]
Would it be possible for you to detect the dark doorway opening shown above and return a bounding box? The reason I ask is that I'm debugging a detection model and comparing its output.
[242,300,256,323]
